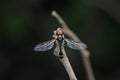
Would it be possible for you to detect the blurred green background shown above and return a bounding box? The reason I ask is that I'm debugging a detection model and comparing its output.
[0,0,120,80]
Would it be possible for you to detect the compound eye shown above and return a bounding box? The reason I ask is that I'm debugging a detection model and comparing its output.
[57,31,63,35]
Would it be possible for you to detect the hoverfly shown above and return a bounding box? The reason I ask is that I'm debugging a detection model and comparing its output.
[34,28,87,58]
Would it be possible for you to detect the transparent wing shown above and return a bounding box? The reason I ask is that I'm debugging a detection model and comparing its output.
[65,39,87,50]
[34,40,55,51]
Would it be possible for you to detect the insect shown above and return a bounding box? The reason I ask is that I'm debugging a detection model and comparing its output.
[34,28,87,58]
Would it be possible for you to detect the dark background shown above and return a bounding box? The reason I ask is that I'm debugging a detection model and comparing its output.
[0,0,120,80]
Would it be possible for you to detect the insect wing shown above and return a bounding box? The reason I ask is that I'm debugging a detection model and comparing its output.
[66,39,87,50]
[34,40,55,51]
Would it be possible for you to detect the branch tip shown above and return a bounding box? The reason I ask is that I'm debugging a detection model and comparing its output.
[52,10,57,16]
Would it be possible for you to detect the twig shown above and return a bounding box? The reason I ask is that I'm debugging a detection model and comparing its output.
[52,10,95,80]
[54,45,77,80]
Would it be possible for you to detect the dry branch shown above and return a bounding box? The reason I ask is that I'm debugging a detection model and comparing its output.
[52,10,95,80]
[54,44,77,80]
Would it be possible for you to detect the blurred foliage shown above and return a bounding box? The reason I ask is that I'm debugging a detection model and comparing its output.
[0,0,120,80]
